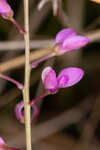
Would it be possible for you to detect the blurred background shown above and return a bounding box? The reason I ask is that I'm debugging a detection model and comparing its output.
[0,0,100,149]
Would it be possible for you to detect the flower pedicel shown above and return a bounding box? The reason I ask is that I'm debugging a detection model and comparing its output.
[0,0,25,34]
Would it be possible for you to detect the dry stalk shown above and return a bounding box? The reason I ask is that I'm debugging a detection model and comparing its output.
[23,0,32,150]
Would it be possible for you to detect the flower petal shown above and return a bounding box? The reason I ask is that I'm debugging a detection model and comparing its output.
[56,28,76,44]
[0,0,13,18]
[63,35,90,51]
[57,75,69,88]
[57,67,84,87]
[42,66,57,90]
[15,101,39,123]
[31,104,39,121]
[15,101,24,124]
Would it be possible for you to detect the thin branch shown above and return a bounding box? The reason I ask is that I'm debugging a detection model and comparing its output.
[0,29,100,51]
[0,40,54,51]
[0,48,53,73]
[23,0,32,150]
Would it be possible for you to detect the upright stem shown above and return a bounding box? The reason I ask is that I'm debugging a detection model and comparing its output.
[23,0,32,150]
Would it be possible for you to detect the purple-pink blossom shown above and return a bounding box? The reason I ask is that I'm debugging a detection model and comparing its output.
[0,0,13,19]
[29,66,84,106]
[0,0,25,33]
[15,101,39,123]
[0,137,20,150]
[55,28,90,55]
[42,66,84,94]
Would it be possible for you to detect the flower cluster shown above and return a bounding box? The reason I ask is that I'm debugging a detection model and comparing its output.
[0,0,91,149]
[0,28,89,124]
[15,66,84,121]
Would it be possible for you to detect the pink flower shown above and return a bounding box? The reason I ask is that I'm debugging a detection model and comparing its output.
[0,137,20,150]
[42,66,84,93]
[0,0,25,34]
[55,28,90,55]
[15,101,39,124]
[0,0,13,19]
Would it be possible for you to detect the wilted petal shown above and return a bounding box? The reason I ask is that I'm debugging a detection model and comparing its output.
[0,0,13,19]
[42,66,57,90]
[57,67,84,87]
[63,35,90,51]
[57,75,69,88]
[56,28,76,44]
[15,101,24,124]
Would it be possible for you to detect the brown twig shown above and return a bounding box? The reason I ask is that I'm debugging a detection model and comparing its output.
[0,48,53,73]
[0,40,54,51]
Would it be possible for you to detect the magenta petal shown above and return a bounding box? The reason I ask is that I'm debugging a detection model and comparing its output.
[15,101,24,123]
[15,101,39,123]
[0,0,13,17]
[63,35,90,51]
[42,66,57,90]
[0,0,10,13]
[56,28,76,44]
[57,67,84,87]
[57,75,69,88]
[31,104,39,121]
